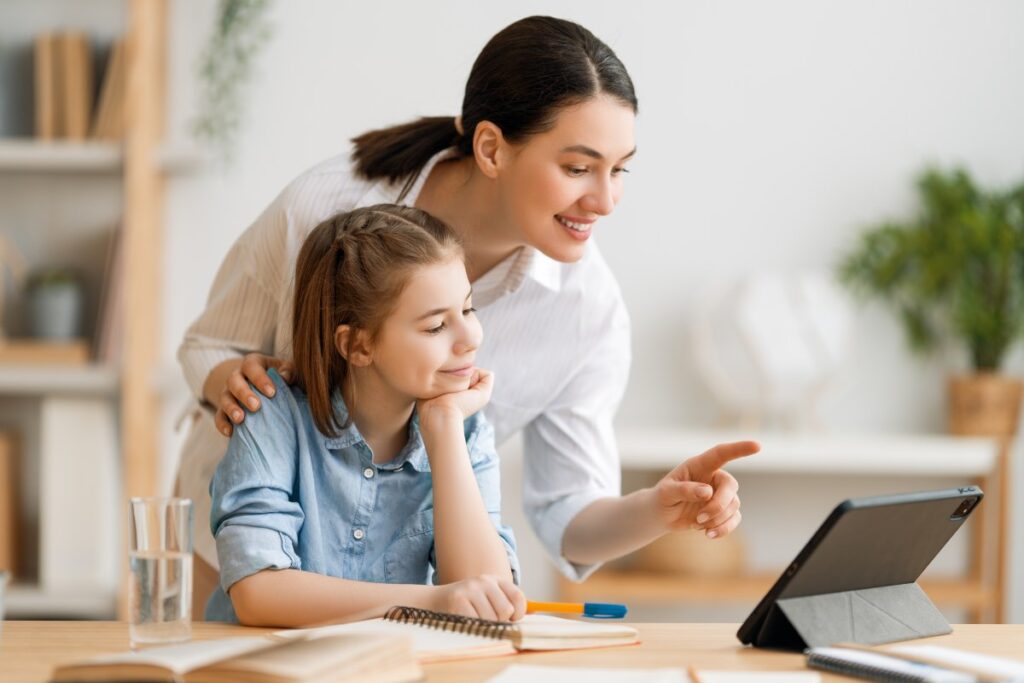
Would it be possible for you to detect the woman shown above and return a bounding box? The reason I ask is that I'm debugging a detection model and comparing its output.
[178,15,757,614]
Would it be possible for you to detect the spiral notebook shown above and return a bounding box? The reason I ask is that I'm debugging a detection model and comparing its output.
[277,606,640,664]
[807,647,979,682]
[807,645,1024,683]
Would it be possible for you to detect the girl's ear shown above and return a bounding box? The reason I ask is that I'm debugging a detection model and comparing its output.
[334,324,373,367]
[472,120,506,180]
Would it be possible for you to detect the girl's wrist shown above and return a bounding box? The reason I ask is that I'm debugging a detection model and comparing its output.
[418,404,464,435]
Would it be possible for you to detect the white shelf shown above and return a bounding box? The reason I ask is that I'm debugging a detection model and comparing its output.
[0,139,122,171]
[617,427,999,476]
[0,365,119,396]
[0,138,206,174]
[6,584,115,619]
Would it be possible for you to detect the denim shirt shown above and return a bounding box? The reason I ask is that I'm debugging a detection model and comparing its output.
[205,370,519,623]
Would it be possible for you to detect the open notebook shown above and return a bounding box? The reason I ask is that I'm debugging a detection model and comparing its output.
[278,605,640,664]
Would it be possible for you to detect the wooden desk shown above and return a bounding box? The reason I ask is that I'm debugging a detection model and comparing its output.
[3,621,1024,683]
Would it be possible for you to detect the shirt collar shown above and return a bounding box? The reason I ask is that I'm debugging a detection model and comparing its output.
[322,391,430,472]
[472,247,562,307]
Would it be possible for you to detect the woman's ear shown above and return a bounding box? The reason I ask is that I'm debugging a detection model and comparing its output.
[472,121,506,180]
[334,325,373,367]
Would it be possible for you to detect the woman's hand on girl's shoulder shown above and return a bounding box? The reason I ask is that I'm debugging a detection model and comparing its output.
[429,573,525,622]
[417,368,494,430]
[211,353,296,437]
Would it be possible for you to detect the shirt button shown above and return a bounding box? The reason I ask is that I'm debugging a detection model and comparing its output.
[363,467,375,479]
[352,529,365,540]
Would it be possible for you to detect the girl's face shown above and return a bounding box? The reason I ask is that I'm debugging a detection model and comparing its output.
[498,94,636,263]
[367,257,482,400]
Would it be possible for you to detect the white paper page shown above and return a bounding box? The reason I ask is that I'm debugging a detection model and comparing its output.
[890,645,1024,680]
[279,618,507,655]
[515,614,638,638]
[76,637,271,674]
[697,672,821,683]
[486,664,689,683]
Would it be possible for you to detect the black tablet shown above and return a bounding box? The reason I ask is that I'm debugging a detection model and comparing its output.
[737,486,983,649]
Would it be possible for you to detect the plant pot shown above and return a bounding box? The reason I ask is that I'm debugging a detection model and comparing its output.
[631,529,746,577]
[27,281,83,340]
[948,373,1024,437]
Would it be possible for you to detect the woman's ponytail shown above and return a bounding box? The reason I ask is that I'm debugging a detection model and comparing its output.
[351,116,465,197]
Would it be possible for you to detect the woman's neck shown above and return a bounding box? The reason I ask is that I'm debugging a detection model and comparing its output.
[415,156,524,282]
[342,372,415,464]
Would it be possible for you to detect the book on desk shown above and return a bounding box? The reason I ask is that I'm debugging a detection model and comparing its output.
[49,606,640,681]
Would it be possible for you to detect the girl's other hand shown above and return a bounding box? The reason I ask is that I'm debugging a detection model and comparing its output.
[429,573,525,622]
[212,353,296,437]
[417,368,494,427]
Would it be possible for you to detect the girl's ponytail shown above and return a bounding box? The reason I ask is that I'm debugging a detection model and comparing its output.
[292,217,350,437]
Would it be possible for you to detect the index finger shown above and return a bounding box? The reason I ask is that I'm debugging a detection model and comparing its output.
[691,440,760,472]
[241,356,277,397]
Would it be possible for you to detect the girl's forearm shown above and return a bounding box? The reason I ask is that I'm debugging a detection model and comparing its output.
[421,412,513,583]
[229,568,433,627]
[560,487,668,565]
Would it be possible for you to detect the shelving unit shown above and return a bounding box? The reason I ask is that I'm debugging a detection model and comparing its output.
[558,428,1009,623]
[0,0,168,619]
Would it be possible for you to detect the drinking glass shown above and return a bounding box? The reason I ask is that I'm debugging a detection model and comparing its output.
[0,570,8,639]
[128,497,193,647]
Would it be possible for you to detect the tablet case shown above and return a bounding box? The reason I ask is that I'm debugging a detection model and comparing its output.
[738,487,981,651]
[750,582,951,650]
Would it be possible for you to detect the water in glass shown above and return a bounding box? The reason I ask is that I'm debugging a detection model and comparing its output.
[129,549,192,645]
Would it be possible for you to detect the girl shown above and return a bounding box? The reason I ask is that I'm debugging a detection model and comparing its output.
[181,15,756,615]
[205,205,523,626]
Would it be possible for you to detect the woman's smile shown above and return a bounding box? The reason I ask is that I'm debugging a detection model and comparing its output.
[556,215,593,241]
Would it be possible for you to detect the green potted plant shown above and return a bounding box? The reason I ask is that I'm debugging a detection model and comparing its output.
[838,166,1024,437]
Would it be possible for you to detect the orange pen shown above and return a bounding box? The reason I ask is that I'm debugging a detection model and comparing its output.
[526,600,627,618]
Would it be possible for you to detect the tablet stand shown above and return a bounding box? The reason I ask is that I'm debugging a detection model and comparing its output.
[751,583,952,651]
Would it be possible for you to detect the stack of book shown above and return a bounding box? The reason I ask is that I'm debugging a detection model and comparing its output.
[33,32,127,141]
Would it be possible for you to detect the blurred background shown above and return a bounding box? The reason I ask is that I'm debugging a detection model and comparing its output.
[1,0,1023,624]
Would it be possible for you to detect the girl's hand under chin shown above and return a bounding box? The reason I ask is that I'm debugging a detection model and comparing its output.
[417,368,495,427]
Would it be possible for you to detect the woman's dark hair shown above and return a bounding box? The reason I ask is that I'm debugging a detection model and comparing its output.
[351,16,637,193]
[292,204,462,437]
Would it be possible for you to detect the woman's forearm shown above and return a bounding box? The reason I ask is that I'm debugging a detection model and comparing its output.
[229,568,434,627]
[421,411,512,584]
[560,487,668,565]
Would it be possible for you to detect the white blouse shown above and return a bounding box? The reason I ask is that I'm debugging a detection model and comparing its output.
[177,148,631,581]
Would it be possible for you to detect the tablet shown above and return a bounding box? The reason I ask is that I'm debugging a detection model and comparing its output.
[737,486,983,648]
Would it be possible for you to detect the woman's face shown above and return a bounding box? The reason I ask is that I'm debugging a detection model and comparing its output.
[367,256,483,400]
[498,94,636,263]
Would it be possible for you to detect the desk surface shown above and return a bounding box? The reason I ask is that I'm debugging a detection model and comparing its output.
[2,621,1022,683]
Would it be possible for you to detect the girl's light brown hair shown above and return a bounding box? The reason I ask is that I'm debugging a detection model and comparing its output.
[292,204,462,437]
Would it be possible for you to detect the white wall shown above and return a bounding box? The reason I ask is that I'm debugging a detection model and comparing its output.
[161,1,1024,620]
